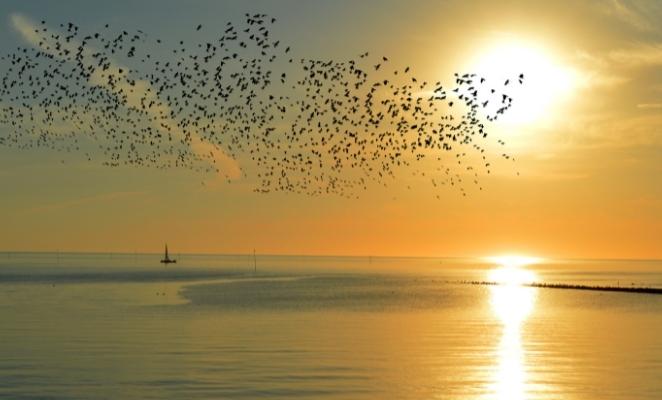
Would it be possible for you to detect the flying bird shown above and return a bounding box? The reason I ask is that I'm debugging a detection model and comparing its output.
[0,14,522,198]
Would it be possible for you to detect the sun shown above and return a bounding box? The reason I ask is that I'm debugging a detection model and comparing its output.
[485,254,541,285]
[486,255,542,269]
[467,40,576,125]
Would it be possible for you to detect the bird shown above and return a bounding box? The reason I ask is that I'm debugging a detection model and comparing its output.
[0,14,522,199]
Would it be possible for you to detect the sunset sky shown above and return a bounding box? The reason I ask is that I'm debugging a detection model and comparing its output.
[0,0,660,259]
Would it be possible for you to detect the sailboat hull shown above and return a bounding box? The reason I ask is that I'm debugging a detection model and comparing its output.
[160,244,176,264]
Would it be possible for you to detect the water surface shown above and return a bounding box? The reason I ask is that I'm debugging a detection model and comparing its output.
[1,253,660,399]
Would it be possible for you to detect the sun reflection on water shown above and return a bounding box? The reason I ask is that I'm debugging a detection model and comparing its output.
[486,256,538,400]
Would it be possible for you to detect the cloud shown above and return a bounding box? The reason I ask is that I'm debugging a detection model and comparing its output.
[10,13,44,47]
[608,0,650,30]
[608,43,662,67]
[571,51,629,89]
[570,43,662,91]
[602,0,661,32]
[578,70,630,88]
[586,114,662,147]
[9,13,241,181]
[637,103,662,109]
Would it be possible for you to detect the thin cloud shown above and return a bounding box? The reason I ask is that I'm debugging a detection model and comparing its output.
[602,0,660,32]
[636,103,662,109]
[572,51,629,88]
[609,43,662,67]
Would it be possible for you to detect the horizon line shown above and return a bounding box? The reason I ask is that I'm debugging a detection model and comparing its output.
[0,250,660,263]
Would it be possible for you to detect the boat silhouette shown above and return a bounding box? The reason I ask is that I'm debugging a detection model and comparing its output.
[160,244,177,264]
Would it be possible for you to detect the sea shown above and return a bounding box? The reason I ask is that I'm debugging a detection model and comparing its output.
[0,253,660,399]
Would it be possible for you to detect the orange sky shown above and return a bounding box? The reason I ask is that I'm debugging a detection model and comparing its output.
[0,0,660,259]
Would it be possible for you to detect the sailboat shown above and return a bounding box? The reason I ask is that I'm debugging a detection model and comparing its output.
[160,244,177,264]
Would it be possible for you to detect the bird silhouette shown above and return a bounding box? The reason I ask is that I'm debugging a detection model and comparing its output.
[0,15,523,198]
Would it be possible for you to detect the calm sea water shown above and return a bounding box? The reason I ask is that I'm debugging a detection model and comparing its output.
[0,253,660,399]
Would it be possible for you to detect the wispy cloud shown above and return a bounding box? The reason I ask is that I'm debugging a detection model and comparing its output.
[585,114,662,147]
[9,13,241,181]
[571,43,662,91]
[571,51,629,89]
[608,43,662,67]
[637,103,662,109]
[602,0,661,32]
[607,0,650,31]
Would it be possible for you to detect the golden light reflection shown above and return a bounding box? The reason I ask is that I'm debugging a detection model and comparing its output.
[486,256,538,400]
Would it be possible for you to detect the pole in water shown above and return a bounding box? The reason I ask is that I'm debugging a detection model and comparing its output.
[253,249,257,274]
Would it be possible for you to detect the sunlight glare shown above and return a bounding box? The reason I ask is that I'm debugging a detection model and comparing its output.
[485,254,539,400]
[486,254,542,269]
[469,40,576,125]
[486,254,538,322]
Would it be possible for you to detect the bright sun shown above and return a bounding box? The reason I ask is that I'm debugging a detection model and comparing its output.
[486,254,541,285]
[468,40,576,125]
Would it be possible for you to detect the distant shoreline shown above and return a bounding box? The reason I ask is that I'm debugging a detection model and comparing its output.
[457,280,662,295]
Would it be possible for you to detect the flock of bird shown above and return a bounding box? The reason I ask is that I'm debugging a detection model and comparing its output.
[0,14,522,197]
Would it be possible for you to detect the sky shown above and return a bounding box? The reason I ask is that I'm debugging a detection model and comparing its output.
[0,0,660,259]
